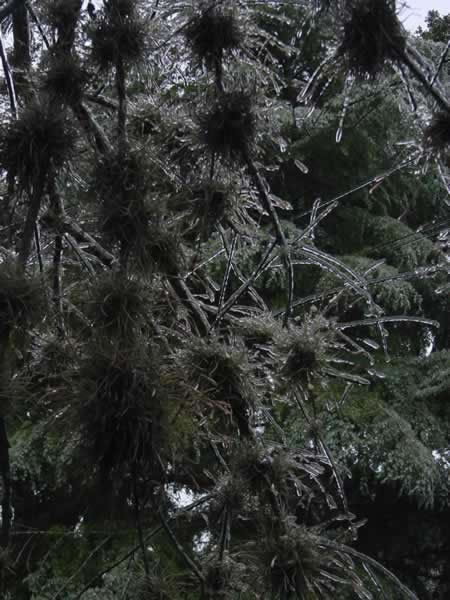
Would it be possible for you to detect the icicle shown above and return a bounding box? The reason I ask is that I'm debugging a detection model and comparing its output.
[395,64,417,112]
[300,244,373,305]
[337,315,440,330]
[430,38,450,87]
[358,338,380,350]
[367,369,387,380]
[338,383,353,407]
[294,159,309,174]
[299,53,334,101]
[322,367,371,385]
[336,73,354,144]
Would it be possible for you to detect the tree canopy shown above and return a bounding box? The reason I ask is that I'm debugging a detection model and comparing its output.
[0,1,448,599]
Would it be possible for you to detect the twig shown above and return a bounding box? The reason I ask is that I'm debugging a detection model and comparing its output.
[243,150,294,326]
[0,31,17,118]
[132,472,150,576]
[0,0,25,22]
[214,238,277,325]
[399,45,450,113]
[26,1,51,49]
[52,536,111,600]
[158,509,205,583]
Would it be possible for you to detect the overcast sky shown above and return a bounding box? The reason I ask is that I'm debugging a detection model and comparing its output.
[400,1,449,32]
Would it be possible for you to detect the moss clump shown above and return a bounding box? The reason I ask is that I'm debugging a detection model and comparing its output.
[86,274,151,338]
[0,102,74,188]
[199,91,256,161]
[0,262,46,336]
[175,339,255,438]
[259,518,324,597]
[43,0,81,31]
[90,1,148,69]
[79,345,162,475]
[94,151,150,249]
[185,8,243,68]
[42,54,87,105]
[425,111,450,150]
[189,182,233,239]
[339,0,405,78]
[283,339,318,382]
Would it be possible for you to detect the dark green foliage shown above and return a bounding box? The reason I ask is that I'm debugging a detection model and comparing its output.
[42,54,88,105]
[417,10,450,43]
[1,1,448,598]
[0,102,74,188]
[185,7,243,68]
[425,111,450,150]
[0,262,46,335]
[340,0,406,77]
[199,91,256,161]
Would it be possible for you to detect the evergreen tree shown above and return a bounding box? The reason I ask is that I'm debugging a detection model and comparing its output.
[0,1,447,599]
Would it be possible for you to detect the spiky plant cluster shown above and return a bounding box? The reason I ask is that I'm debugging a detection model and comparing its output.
[425,111,450,150]
[235,314,280,349]
[42,0,81,32]
[138,225,183,277]
[202,558,234,599]
[42,54,88,105]
[258,517,324,597]
[199,91,256,161]
[78,344,161,475]
[283,338,318,382]
[189,182,234,239]
[185,7,243,69]
[94,151,150,247]
[133,572,177,600]
[176,339,255,438]
[90,0,148,69]
[0,102,74,189]
[232,444,309,503]
[0,261,46,336]
[86,274,152,339]
[209,475,247,520]
[339,0,405,78]
[278,320,327,385]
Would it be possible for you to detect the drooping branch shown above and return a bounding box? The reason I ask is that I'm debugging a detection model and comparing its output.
[243,149,294,326]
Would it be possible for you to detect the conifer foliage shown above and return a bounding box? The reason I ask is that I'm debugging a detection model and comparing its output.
[0,1,448,599]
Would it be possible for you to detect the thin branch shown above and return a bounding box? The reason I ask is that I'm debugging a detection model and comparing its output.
[243,150,294,326]
[25,1,51,49]
[52,536,111,600]
[158,509,205,583]
[0,0,25,22]
[132,472,150,576]
[0,31,17,118]
[213,238,277,325]
[321,540,419,600]
[399,45,450,113]
[71,102,113,155]
[74,494,212,600]
[60,216,118,268]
